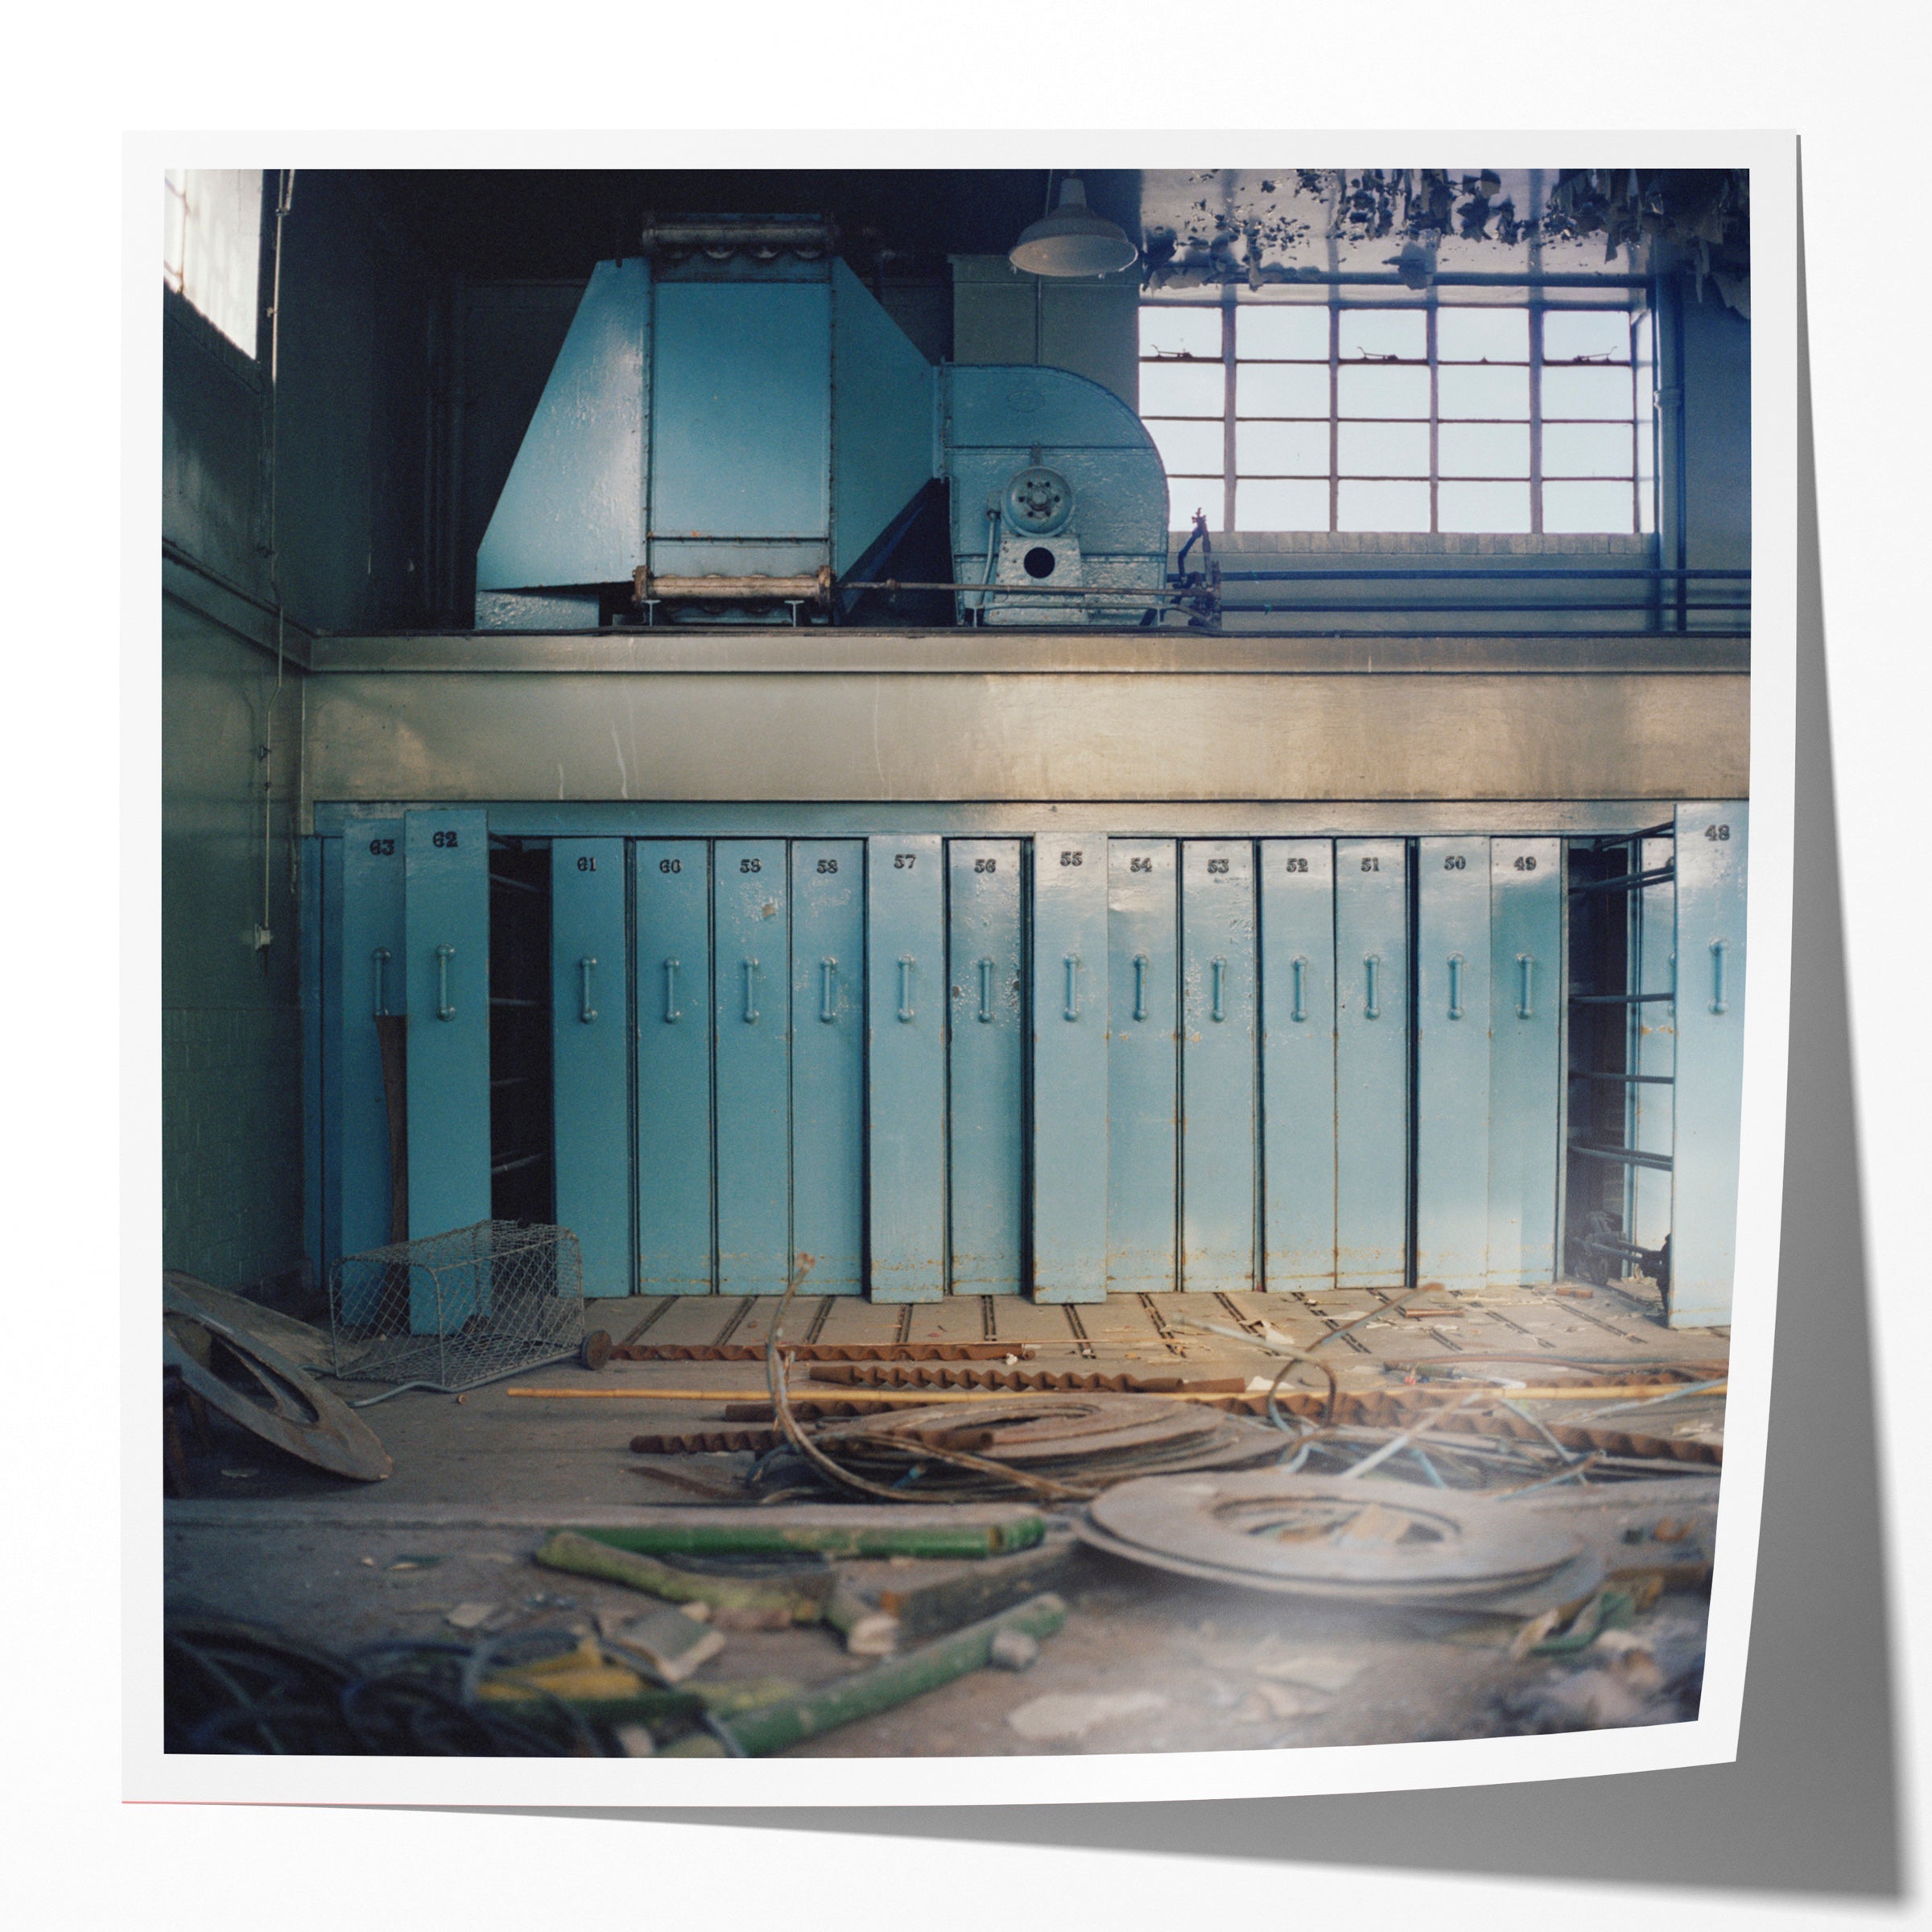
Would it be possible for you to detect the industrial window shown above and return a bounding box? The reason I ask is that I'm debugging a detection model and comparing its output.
[1139,298,1656,537]
[163,169,263,357]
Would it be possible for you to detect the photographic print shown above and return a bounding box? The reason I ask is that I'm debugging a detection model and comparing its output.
[143,141,1792,1802]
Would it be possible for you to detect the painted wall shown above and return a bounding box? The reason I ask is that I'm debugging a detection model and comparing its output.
[951,254,1139,409]
[161,170,438,1291]
[161,597,307,1290]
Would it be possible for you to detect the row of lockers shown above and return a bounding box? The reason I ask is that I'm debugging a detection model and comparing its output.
[316,819,1724,1307]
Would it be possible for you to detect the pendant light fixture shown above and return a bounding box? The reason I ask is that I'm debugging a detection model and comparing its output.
[1009,174,1139,279]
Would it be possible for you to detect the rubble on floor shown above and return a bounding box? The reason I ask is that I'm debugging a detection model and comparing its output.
[161,1272,1724,1759]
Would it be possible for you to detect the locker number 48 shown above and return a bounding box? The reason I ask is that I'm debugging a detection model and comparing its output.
[1704,824,1732,840]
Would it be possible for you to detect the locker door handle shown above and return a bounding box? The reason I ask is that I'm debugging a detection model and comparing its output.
[819,958,838,1023]
[977,957,995,1023]
[741,958,760,1025]
[578,956,597,1023]
[898,956,916,1023]
[662,957,681,1023]
[1517,952,1536,1020]
[1710,939,1729,1015]
[1063,953,1081,1022]
[371,947,391,1018]
[1447,953,1465,1021]
[1364,954,1381,1020]
[1133,953,1149,1022]
[435,944,456,1022]
[1211,957,1228,1022]
[1290,955,1307,1024]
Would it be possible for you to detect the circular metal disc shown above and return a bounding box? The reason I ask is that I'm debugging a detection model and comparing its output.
[1087,1472,1581,1598]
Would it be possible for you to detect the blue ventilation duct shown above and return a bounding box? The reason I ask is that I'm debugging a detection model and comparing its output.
[474,227,1166,627]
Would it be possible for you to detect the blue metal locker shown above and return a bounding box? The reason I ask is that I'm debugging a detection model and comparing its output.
[791,841,865,1296]
[1335,839,1410,1289]
[1415,837,1492,1294]
[1629,832,1676,1251]
[304,835,333,1280]
[1033,832,1108,1302]
[947,839,1025,1294]
[1106,839,1178,1294]
[867,835,946,1302]
[714,840,791,1295]
[1487,839,1563,1286]
[635,840,715,1294]
[403,810,491,1328]
[551,840,630,1301]
[403,810,492,1244]
[1259,839,1335,1292]
[336,819,405,1285]
[1671,803,1748,1327]
[1180,840,1258,1292]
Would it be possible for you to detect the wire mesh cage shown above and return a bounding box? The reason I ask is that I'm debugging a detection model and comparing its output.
[329,1222,584,1393]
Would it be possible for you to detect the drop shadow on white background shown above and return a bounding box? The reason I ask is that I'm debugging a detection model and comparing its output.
[408,176,1901,1901]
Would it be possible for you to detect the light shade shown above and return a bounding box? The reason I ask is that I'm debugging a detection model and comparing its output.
[1009,176,1139,279]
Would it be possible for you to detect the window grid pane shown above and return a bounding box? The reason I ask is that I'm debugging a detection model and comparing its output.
[1140,295,1652,535]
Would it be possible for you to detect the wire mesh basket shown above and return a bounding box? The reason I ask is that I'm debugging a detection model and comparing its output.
[329,1221,584,1393]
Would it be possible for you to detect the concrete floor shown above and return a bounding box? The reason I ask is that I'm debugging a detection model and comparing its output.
[163,1278,1725,1757]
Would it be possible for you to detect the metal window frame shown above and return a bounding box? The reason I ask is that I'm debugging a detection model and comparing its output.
[1140,288,1649,537]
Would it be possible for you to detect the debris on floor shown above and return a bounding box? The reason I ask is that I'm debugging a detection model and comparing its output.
[1006,1688,1167,1743]
[164,1278,1728,1759]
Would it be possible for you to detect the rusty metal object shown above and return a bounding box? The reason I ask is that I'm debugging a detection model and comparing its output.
[162,1288,392,1483]
[804,1393,1284,1499]
[631,1426,781,1454]
[162,1273,341,1379]
[634,566,832,607]
[578,1329,613,1372]
[807,1362,1247,1395]
[639,217,835,255]
[1080,1472,1586,1608]
[611,1339,1032,1364]
[1256,1389,1721,1468]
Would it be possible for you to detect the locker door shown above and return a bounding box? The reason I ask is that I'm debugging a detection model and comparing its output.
[714,840,791,1295]
[1335,838,1410,1288]
[1180,840,1258,1292]
[867,835,945,1301]
[1488,839,1563,1285]
[1107,839,1178,1294]
[791,840,865,1297]
[948,839,1025,1294]
[1671,802,1748,1327]
[1260,839,1335,1292]
[403,810,491,1245]
[1033,832,1108,1302]
[635,840,714,1294]
[336,818,405,1280]
[302,835,328,1279]
[1415,836,1492,1293]
[552,840,630,1301]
